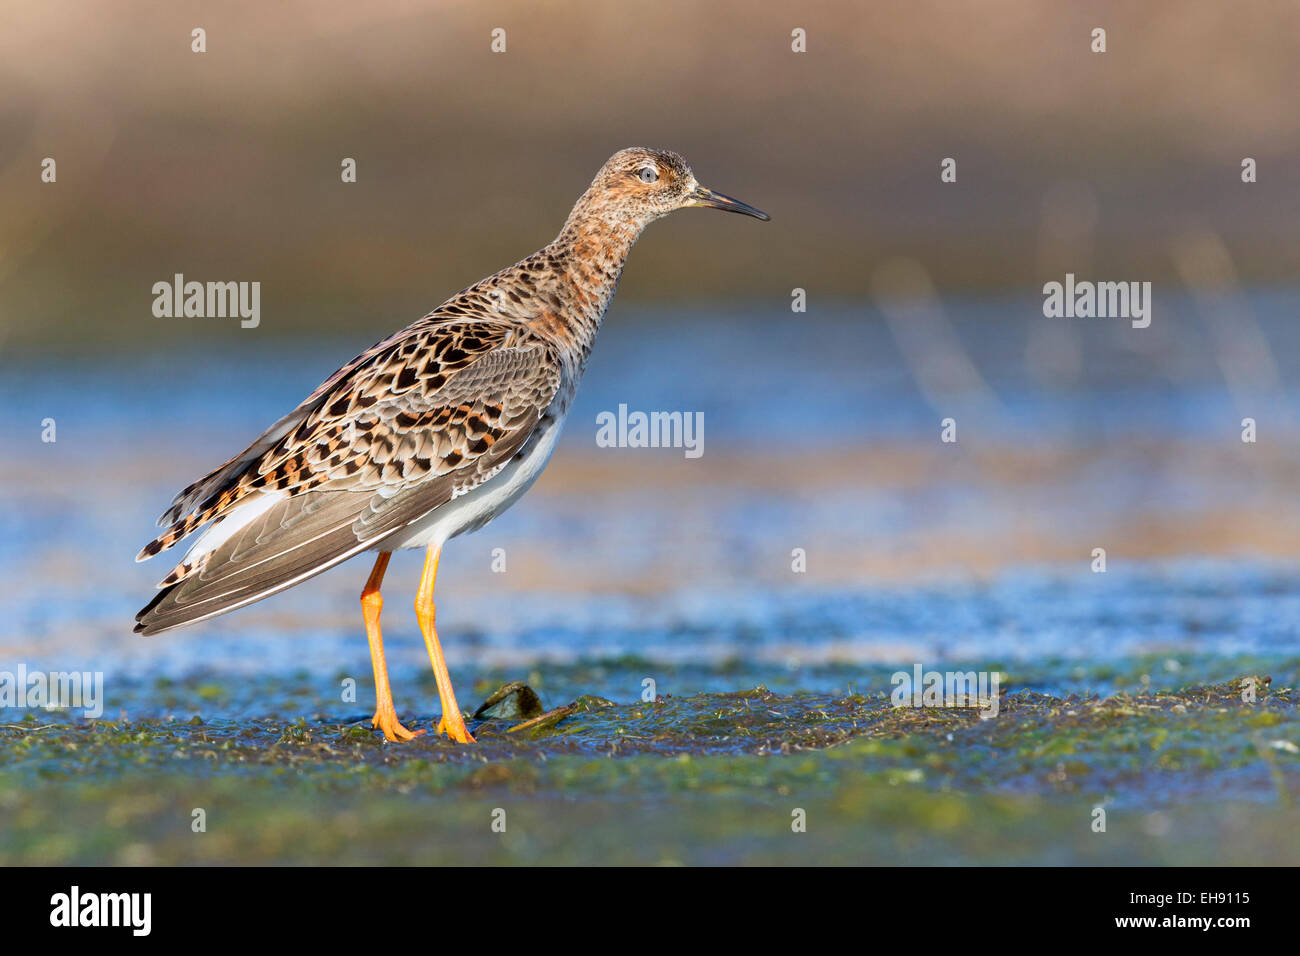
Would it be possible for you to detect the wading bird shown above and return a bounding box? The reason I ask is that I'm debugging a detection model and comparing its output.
[135,147,768,742]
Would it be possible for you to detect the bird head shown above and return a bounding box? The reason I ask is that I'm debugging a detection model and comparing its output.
[579,147,770,227]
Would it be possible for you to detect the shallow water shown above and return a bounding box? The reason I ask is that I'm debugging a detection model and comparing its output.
[6,296,1300,681]
[3,296,1299,863]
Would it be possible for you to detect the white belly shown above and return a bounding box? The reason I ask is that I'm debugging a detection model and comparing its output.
[376,410,567,552]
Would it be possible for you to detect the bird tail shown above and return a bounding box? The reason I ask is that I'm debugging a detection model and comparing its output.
[133,489,382,635]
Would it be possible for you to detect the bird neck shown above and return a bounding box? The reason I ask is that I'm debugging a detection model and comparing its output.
[552,207,646,289]
[539,205,647,356]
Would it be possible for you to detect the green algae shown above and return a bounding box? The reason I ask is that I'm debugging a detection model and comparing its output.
[0,673,1296,864]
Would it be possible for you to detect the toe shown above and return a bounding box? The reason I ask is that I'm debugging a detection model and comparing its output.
[375,712,423,742]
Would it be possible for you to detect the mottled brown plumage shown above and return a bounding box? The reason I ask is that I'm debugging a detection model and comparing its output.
[132,147,766,740]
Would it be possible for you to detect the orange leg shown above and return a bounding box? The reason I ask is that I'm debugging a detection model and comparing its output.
[414,545,475,743]
[362,552,423,742]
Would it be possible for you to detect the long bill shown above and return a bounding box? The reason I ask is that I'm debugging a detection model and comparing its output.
[690,185,770,221]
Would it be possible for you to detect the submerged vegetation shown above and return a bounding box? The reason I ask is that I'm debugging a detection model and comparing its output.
[2,669,1296,865]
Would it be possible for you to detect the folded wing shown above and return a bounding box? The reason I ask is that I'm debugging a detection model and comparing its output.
[134,320,562,635]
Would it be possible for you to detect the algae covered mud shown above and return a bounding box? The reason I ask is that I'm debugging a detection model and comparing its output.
[2,651,1298,865]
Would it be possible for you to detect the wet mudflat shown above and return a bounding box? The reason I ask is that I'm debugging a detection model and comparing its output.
[2,664,1296,865]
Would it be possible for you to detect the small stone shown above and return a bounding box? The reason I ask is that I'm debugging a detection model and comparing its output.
[473,681,545,720]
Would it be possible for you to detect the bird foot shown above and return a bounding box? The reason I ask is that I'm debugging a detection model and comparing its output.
[372,708,425,742]
[436,713,476,744]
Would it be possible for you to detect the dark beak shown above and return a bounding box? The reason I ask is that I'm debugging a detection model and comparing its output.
[691,186,770,221]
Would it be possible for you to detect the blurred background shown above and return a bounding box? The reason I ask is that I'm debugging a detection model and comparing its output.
[2,0,1300,694]
[3,1,1300,345]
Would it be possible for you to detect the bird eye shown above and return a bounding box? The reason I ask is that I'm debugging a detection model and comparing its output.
[637,166,659,184]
